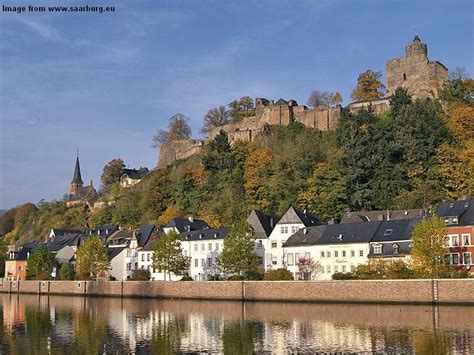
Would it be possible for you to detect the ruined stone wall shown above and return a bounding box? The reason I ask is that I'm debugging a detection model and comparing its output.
[295,106,342,131]
[207,116,261,143]
[386,37,448,99]
[157,139,205,169]
[348,98,391,114]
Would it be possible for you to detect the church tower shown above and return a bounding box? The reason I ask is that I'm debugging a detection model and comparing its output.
[70,156,84,195]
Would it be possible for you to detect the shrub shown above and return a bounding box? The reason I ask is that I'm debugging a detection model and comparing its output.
[130,269,151,281]
[180,275,193,281]
[263,268,294,281]
[243,270,264,280]
[228,275,242,281]
[59,264,75,280]
[332,272,357,280]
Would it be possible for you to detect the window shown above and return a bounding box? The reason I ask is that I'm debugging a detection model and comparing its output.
[359,250,364,257]
[342,266,346,273]
[295,253,300,263]
[334,251,339,258]
[374,245,382,254]
[451,253,460,265]
[271,241,277,248]
[194,244,198,252]
[452,217,459,225]
[184,250,187,256]
[201,259,205,267]
[327,251,331,258]
[393,244,399,255]
[291,226,298,234]
[208,243,212,251]
[342,250,346,257]
[201,244,205,251]
[215,243,219,251]
[147,253,150,262]
[351,250,355,257]
[326,265,331,273]
[463,253,471,265]
[305,252,310,259]
[384,229,393,236]
[194,259,198,267]
[272,256,277,265]
[207,258,212,267]
[126,250,130,257]
[403,73,407,80]
[280,226,288,234]
[462,234,471,246]
[127,263,131,271]
[287,253,294,266]
[321,251,325,258]
[334,266,339,273]
[450,235,460,247]
[141,254,145,262]
[18,266,22,271]
[350,265,355,272]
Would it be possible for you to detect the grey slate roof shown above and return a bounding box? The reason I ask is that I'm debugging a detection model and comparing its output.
[121,168,149,180]
[318,221,381,244]
[436,200,474,226]
[283,226,328,247]
[68,185,97,202]
[51,228,81,236]
[166,218,210,233]
[180,228,230,241]
[71,157,83,184]
[47,233,81,252]
[141,240,158,252]
[107,247,125,260]
[10,242,42,261]
[107,230,133,246]
[368,240,413,258]
[341,209,426,224]
[278,206,321,227]
[138,224,157,247]
[247,210,279,239]
[371,219,420,242]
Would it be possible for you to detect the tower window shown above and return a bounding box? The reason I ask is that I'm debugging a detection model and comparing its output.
[403,73,407,81]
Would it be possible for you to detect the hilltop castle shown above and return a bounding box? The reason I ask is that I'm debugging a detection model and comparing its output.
[158,36,448,168]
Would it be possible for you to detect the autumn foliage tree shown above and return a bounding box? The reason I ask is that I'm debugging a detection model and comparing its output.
[244,148,275,210]
[101,158,125,190]
[75,236,109,280]
[351,69,385,101]
[152,113,192,148]
[201,106,230,135]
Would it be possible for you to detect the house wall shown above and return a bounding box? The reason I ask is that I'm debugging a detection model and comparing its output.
[5,260,27,281]
[267,223,305,269]
[445,226,474,268]
[181,239,225,280]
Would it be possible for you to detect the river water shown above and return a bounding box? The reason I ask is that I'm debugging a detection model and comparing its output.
[0,294,472,354]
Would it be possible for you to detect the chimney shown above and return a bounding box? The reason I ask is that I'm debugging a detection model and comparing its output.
[387,210,390,221]
[270,218,274,229]
[328,218,335,225]
[188,216,194,223]
[303,228,308,235]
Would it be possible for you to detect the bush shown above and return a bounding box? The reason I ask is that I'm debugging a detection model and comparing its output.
[243,270,264,280]
[227,275,242,281]
[180,275,193,281]
[130,269,151,281]
[59,264,75,280]
[263,268,294,281]
[332,272,357,280]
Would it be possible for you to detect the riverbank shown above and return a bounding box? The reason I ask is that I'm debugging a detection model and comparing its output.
[1,279,473,305]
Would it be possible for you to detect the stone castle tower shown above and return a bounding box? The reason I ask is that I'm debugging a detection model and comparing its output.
[386,35,448,99]
[70,156,84,195]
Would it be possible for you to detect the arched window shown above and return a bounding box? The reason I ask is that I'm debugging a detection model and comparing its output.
[403,73,407,81]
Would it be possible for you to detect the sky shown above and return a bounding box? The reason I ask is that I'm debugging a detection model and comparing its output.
[0,0,473,210]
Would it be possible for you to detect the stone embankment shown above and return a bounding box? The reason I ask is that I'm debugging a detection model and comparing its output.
[1,279,473,305]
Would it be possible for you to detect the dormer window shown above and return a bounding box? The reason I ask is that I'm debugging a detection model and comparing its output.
[403,73,407,80]
[393,244,399,254]
[374,245,382,254]
[384,229,393,236]
[452,217,458,225]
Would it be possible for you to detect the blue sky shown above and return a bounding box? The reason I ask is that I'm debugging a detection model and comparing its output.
[0,0,473,210]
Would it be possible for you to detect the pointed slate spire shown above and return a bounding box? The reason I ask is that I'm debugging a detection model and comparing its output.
[71,156,84,185]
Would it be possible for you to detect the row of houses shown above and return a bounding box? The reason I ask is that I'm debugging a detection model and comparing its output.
[4,199,473,281]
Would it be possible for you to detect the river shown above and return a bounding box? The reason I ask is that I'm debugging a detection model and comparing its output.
[0,294,472,354]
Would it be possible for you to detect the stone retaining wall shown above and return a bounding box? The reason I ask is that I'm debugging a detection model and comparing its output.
[0,279,472,305]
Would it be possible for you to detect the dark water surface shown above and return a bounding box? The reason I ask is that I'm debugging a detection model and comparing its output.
[0,294,473,354]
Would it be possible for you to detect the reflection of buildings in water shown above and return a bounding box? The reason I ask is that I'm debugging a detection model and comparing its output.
[2,295,26,332]
[180,313,223,351]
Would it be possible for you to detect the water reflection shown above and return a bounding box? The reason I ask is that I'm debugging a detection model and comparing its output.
[1,294,473,354]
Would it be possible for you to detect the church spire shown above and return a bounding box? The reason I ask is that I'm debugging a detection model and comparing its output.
[70,155,84,194]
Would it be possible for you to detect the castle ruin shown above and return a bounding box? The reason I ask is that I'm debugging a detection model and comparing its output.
[158,36,448,168]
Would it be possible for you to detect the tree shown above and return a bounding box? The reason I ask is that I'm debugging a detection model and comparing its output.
[168,113,192,141]
[389,87,412,117]
[152,231,190,280]
[26,246,58,280]
[296,256,323,280]
[244,148,275,210]
[130,268,151,281]
[351,69,385,101]
[439,68,474,105]
[411,216,447,278]
[228,96,255,123]
[307,90,332,108]
[59,264,75,280]
[157,203,183,226]
[75,236,109,280]
[330,92,343,106]
[101,158,125,189]
[152,113,192,148]
[201,106,230,135]
[220,220,261,277]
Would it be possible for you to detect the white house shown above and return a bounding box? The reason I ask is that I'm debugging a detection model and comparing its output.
[108,231,139,281]
[265,206,321,270]
[119,168,149,188]
[284,222,381,280]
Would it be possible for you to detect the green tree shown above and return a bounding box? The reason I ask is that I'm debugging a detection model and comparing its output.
[411,216,447,278]
[152,231,190,280]
[228,96,255,123]
[59,264,75,280]
[100,158,125,189]
[220,220,261,277]
[389,87,412,117]
[351,69,385,101]
[26,246,58,280]
[75,236,109,280]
